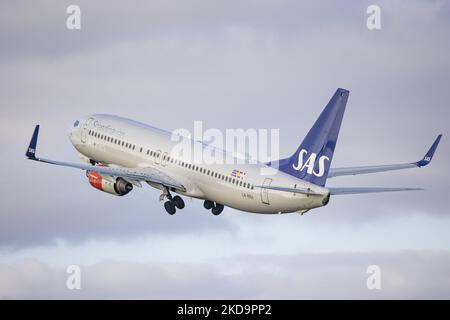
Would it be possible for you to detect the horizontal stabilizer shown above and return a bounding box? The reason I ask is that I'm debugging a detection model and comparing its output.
[254,185,321,195]
[329,187,423,195]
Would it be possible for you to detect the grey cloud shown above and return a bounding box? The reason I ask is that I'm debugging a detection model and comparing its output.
[1,250,450,299]
[0,1,377,60]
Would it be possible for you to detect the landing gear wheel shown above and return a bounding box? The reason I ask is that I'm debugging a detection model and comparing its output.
[164,201,176,215]
[172,196,185,209]
[211,204,224,216]
[204,200,214,210]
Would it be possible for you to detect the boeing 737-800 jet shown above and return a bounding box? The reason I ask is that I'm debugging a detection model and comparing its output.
[26,89,442,215]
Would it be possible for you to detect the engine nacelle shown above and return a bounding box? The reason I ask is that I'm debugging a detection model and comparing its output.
[87,171,133,196]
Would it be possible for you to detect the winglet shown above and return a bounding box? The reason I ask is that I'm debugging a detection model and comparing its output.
[416,134,442,167]
[26,125,40,159]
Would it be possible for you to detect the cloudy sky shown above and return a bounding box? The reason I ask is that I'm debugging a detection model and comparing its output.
[1,0,449,299]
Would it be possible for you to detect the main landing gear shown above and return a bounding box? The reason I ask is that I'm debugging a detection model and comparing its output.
[161,187,185,215]
[204,200,224,215]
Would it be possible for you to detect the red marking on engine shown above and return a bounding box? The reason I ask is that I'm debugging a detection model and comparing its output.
[88,171,103,191]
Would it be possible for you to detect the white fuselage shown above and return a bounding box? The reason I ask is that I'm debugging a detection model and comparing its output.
[69,115,330,214]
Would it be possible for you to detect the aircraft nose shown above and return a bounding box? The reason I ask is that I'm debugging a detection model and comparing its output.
[68,119,81,142]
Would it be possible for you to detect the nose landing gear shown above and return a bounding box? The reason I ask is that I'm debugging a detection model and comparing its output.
[161,187,185,215]
[204,200,224,215]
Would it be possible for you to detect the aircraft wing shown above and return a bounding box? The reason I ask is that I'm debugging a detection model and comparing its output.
[328,187,423,195]
[328,135,442,178]
[25,125,186,192]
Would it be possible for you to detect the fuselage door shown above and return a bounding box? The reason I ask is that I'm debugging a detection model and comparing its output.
[261,178,272,205]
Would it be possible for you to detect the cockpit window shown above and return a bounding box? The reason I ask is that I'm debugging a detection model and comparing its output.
[73,120,80,127]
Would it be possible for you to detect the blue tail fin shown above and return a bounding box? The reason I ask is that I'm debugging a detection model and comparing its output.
[277,88,349,186]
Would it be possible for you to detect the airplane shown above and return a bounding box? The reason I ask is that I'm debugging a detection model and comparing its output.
[25,88,442,215]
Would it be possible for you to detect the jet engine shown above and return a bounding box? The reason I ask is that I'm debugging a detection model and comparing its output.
[87,171,133,196]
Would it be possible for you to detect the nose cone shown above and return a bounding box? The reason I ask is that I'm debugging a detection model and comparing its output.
[68,119,82,145]
[68,127,76,143]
